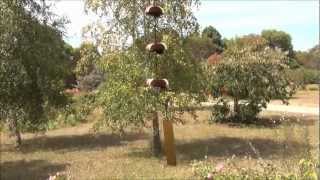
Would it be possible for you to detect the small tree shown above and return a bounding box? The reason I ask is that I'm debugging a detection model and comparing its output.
[209,36,296,123]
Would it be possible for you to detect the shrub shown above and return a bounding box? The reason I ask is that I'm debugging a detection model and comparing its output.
[210,98,230,122]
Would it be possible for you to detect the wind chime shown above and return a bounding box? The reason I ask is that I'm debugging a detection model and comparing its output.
[145,2,177,166]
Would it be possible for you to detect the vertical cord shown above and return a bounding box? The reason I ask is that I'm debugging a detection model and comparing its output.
[153,17,159,78]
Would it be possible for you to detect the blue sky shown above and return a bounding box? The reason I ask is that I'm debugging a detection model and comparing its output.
[52,0,318,51]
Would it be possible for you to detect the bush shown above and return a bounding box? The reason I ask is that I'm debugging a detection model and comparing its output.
[210,98,230,122]
[210,101,262,124]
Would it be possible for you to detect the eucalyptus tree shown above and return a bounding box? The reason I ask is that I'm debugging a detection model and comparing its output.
[0,0,70,146]
[84,0,207,155]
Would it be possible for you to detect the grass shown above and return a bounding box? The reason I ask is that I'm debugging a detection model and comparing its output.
[1,110,318,179]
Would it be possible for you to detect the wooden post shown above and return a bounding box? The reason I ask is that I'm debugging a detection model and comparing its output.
[163,119,176,166]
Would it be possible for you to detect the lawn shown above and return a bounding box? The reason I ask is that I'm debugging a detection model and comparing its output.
[0,90,319,179]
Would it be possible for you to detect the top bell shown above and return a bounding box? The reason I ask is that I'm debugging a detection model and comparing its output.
[145,5,164,17]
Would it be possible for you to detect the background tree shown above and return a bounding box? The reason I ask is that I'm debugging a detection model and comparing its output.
[74,42,104,91]
[209,36,296,123]
[0,0,69,146]
[289,44,320,86]
[295,44,320,70]
[201,25,224,53]
[184,33,219,62]
[64,43,78,88]
[261,29,300,68]
[261,29,293,55]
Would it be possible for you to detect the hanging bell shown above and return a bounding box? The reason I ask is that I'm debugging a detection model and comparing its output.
[145,5,164,17]
[146,78,169,91]
[146,42,167,54]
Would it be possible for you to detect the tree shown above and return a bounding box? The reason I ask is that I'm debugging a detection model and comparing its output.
[295,44,320,70]
[74,43,104,91]
[209,36,296,123]
[64,43,78,88]
[184,34,220,61]
[84,0,206,156]
[261,29,301,68]
[0,0,69,146]
[201,26,224,53]
[261,29,294,57]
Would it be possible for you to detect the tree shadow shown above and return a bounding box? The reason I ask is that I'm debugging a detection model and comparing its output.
[0,160,68,180]
[2,132,147,153]
[266,114,317,126]
[176,137,310,161]
[217,113,317,128]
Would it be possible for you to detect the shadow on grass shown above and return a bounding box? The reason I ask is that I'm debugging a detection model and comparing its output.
[214,113,317,129]
[176,137,309,161]
[2,132,147,153]
[0,160,68,180]
[265,114,317,126]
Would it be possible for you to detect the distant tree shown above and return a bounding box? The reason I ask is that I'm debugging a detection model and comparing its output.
[202,26,224,53]
[74,43,100,76]
[184,34,218,61]
[74,42,104,91]
[64,43,78,88]
[0,0,69,146]
[261,29,300,68]
[295,44,320,70]
[209,36,296,123]
[261,29,294,57]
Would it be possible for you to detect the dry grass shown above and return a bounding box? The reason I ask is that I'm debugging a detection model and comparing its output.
[1,109,318,179]
[270,89,319,107]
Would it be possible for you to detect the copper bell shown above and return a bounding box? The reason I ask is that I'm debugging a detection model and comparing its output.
[146,42,167,54]
[145,5,164,17]
[146,78,169,91]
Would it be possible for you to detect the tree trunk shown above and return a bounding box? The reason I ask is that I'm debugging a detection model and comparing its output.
[152,111,161,156]
[9,118,22,147]
[234,98,240,117]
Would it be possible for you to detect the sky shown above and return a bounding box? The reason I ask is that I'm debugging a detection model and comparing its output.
[51,0,319,51]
